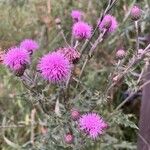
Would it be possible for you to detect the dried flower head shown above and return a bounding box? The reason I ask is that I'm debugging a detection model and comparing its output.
[138,49,144,55]
[130,5,142,21]
[57,47,80,64]
[55,18,61,25]
[37,51,71,84]
[64,134,74,144]
[79,113,107,139]
[116,49,125,59]
[72,21,92,40]
[20,39,39,54]
[71,10,83,22]
[71,109,80,120]
[3,47,30,76]
[98,14,118,33]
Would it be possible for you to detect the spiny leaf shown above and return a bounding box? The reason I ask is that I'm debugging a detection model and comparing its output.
[111,111,139,129]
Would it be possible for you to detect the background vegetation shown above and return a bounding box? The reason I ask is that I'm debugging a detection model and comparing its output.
[0,0,150,149]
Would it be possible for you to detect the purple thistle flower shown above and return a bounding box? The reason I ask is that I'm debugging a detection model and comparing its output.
[3,47,30,75]
[37,51,71,84]
[98,14,118,33]
[72,21,92,40]
[57,47,80,64]
[79,113,107,139]
[71,10,83,22]
[130,5,142,21]
[20,39,39,54]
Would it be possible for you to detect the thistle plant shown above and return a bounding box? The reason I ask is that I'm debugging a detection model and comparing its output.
[1,0,150,150]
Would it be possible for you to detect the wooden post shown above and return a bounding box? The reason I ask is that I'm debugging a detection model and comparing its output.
[137,64,150,150]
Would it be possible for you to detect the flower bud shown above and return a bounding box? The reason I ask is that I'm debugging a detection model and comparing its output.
[58,47,80,64]
[64,134,74,144]
[55,18,61,25]
[14,64,27,77]
[116,49,125,59]
[55,18,62,30]
[71,109,80,120]
[98,14,118,33]
[130,5,142,21]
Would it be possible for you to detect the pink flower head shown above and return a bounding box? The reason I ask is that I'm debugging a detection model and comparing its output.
[20,39,39,54]
[71,109,80,120]
[71,10,83,22]
[130,5,142,21]
[116,49,125,59]
[37,51,71,84]
[98,14,118,33]
[64,134,74,144]
[79,113,107,139]
[72,21,92,40]
[4,47,30,74]
[57,47,80,64]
